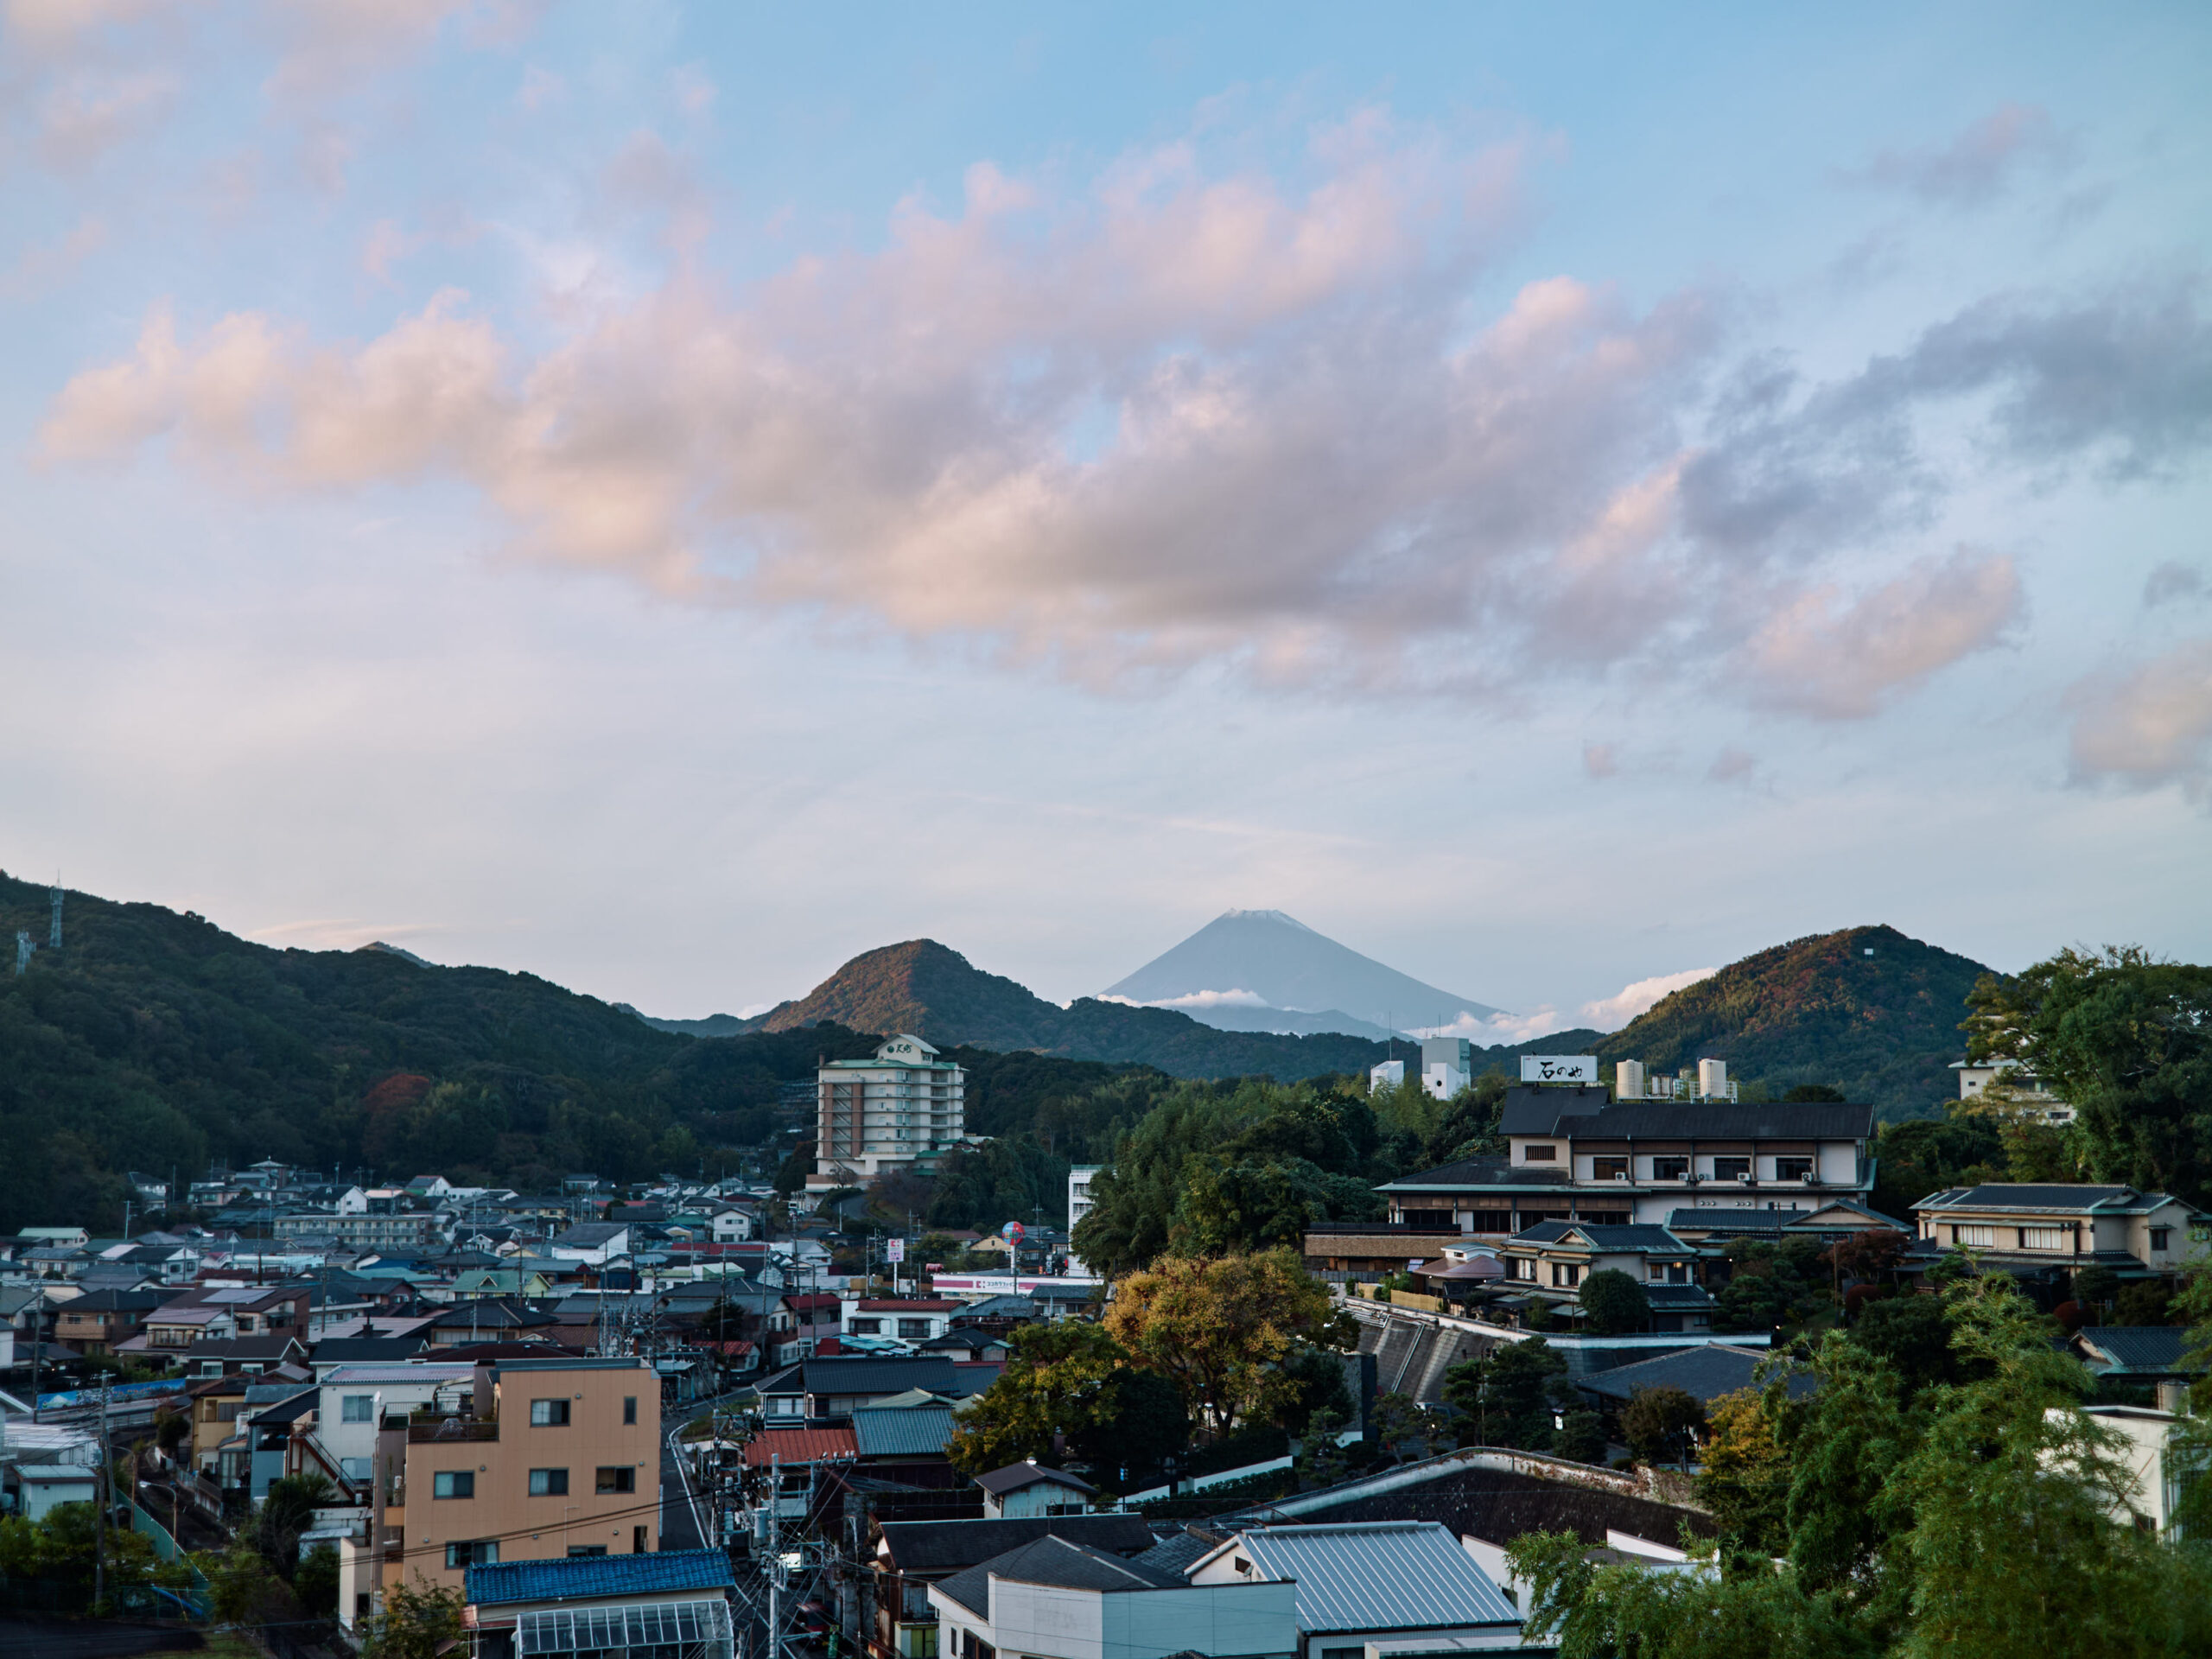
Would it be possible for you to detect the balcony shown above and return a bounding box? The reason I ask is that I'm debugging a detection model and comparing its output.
[406,1417,499,1444]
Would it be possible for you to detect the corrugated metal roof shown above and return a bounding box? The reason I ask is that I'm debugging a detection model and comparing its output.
[2080,1326,2202,1374]
[1231,1522,1520,1635]
[851,1407,957,1459]
[467,1548,734,1606]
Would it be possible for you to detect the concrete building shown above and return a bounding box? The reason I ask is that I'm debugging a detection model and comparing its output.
[1068,1166,1102,1231]
[1420,1039,1472,1101]
[1368,1059,1405,1093]
[319,1362,477,1485]
[1951,1059,2075,1124]
[345,1356,661,1621]
[810,1035,967,1187]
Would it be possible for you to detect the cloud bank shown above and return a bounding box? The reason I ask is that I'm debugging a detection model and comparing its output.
[1581,966,1718,1031]
[37,115,2212,719]
[2067,638,2212,802]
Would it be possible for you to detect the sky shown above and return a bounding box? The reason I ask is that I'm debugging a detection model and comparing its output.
[3,2,2209,1038]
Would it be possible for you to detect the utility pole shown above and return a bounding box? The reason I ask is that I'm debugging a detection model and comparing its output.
[29,1286,44,1422]
[93,1382,111,1610]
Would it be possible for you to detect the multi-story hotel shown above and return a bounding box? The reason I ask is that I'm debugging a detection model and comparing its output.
[809,1034,966,1188]
[1375,1075,1877,1234]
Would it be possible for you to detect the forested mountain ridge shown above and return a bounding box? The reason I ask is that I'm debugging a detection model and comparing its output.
[0,869,877,1230]
[1596,924,1993,1121]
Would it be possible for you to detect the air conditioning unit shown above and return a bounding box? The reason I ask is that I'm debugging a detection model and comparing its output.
[1682,1173,1701,1185]
[1612,1172,1630,1181]
[1802,1173,1822,1185]
[1737,1175,1757,1185]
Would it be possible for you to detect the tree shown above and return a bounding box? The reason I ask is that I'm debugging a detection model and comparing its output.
[1579,1268,1650,1334]
[363,1573,467,1659]
[1620,1386,1705,1468]
[1553,1408,1606,1466]
[2072,1263,2122,1312]
[946,1320,1127,1474]
[1783,1084,1847,1103]
[1444,1338,1567,1450]
[296,1543,339,1620]
[1102,1249,1354,1438]
[196,1542,280,1627]
[1698,1387,1790,1557]
[1869,1115,2003,1223]
[1967,948,2212,1204]
[1844,1294,1962,1402]
[1070,1365,1189,1482]
[1367,1391,1440,1465]
[2113,1279,2175,1326]
[1275,1344,1354,1436]
[1297,1407,1350,1490]
[1714,1237,1830,1337]
[254,1471,334,1578]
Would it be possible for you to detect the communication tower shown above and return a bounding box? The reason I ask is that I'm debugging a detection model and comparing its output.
[12,931,31,976]
[49,880,62,950]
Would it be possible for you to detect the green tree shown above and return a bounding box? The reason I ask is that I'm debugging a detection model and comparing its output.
[1620,1386,1704,1468]
[1967,947,2212,1203]
[254,1471,334,1578]
[1443,1338,1567,1449]
[1553,1408,1606,1465]
[1715,1237,1831,1337]
[1102,1249,1354,1437]
[195,1542,280,1626]
[1579,1268,1651,1334]
[1698,1387,1790,1557]
[296,1542,340,1620]
[1070,1365,1189,1482]
[2113,1279,2175,1326]
[363,1573,467,1659]
[1845,1294,1964,1402]
[1368,1391,1441,1465]
[946,1320,1128,1474]
[1297,1407,1351,1490]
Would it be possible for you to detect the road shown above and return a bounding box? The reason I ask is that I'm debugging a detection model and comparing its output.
[0,1622,201,1657]
[660,1423,709,1552]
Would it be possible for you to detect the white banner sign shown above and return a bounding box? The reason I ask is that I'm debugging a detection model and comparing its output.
[1521,1054,1599,1084]
[885,1238,905,1262]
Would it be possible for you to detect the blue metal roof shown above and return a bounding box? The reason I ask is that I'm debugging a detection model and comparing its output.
[1230,1522,1521,1636]
[851,1406,957,1458]
[467,1549,734,1606]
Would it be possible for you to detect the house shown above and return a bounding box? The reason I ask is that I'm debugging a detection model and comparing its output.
[2074,1327,2209,1389]
[1662,1197,1910,1249]
[272,1211,435,1249]
[177,1334,311,1377]
[461,1549,737,1659]
[2044,1403,2207,1535]
[976,1460,1096,1519]
[870,1515,1157,1659]
[317,1362,478,1485]
[1376,1087,1876,1232]
[845,1298,961,1344]
[1185,1521,1527,1657]
[299,1185,370,1216]
[4,1462,98,1521]
[810,1034,968,1189]
[1496,1222,1711,1328]
[756,1355,964,1419]
[550,1224,632,1268]
[342,1356,661,1622]
[1300,1227,1465,1280]
[704,1205,754,1243]
[1911,1185,2210,1282]
[928,1535,1297,1659]
[53,1287,168,1356]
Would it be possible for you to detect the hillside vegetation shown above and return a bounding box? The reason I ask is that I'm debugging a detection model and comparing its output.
[1596,925,1993,1121]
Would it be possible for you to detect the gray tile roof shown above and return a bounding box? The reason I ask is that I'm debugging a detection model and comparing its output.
[1375,1157,1572,1192]
[1501,1089,1872,1141]
[1229,1521,1521,1635]
[1914,1185,2181,1214]
[803,1356,957,1396]
[976,1461,1096,1497]
[1574,1344,1815,1405]
[2077,1326,2205,1376]
[878,1514,1157,1574]
[938,1536,1183,1614]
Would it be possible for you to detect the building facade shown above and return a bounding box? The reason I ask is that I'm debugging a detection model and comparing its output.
[811,1036,967,1187]
[1911,1185,2209,1279]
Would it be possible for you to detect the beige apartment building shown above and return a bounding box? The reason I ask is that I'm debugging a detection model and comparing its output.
[342,1357,661,1621]
[810,1033,967,1188]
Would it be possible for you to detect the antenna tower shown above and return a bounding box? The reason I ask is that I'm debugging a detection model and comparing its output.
[13,932,31,976]
[49,879,62,950]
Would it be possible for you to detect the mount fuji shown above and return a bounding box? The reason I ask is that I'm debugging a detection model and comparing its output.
[1100,909,1504,1040]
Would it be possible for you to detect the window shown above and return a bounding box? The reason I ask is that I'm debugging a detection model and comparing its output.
[1952,1224,1996,1248]
[2021,1227,2068,1251]
[1522,1144,1557,1162]
[445,1541,497,1568]
[340,1395,374,1423]
[596,1466,635,1494]
[566,1545,607,1558]
[530,1399,570,1427]
[1552,1262,1582,1287]
[1713,1157,1751,1181]
[1652,1156,1689,1180]
[432,1471,474,1499]
[529,1467,569,1496]
[340,1457,372,1482]
[849,1318,881,1335]
[623,1395,638,1426]
[898,1319,931,1339]
[2150,1228,2172,1252]
[633,1525,650,1554]
[1777,1157,1815,1180]
[1592,1155,1629,1181]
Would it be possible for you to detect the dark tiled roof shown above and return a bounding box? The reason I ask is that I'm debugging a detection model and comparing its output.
[1501,1090,1872,1141]
[976,1461,1096,1497]
[2078,1327,2204,1375]
[1376,1157,1572,1192]
[1573,1344,1799,1405]
[1665,1208,1808,1234]
[1643,1284,1716,1310]
[804,1356,958,1395]
[1130,1525,1230,1577]
[937,1536,1184,1614]
[467,1548,733,1606]
[1574,1225,1692,1252]
[1914,1185,2179,1214]
[878,1514,1157,1573]
[310,1336,429,1366]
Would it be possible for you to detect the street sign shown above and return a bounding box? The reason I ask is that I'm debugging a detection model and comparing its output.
[886,1238,905,1262]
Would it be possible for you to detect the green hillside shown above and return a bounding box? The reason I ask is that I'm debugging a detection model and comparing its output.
[0,869,877,1230]
[1594,924,1993,1120]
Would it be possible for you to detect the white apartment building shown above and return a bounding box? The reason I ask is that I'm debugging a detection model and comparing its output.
[810,1035,967,1188]
[1421,1038,1471,1100]
[1068,1166,1102,1230]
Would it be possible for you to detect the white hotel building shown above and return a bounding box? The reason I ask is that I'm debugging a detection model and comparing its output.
[810,1034,967,1189]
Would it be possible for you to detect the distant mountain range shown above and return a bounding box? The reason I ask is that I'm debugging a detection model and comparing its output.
[1099,908,1503,1039]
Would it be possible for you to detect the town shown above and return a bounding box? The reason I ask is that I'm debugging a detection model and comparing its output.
[0,1018,2205,1659]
